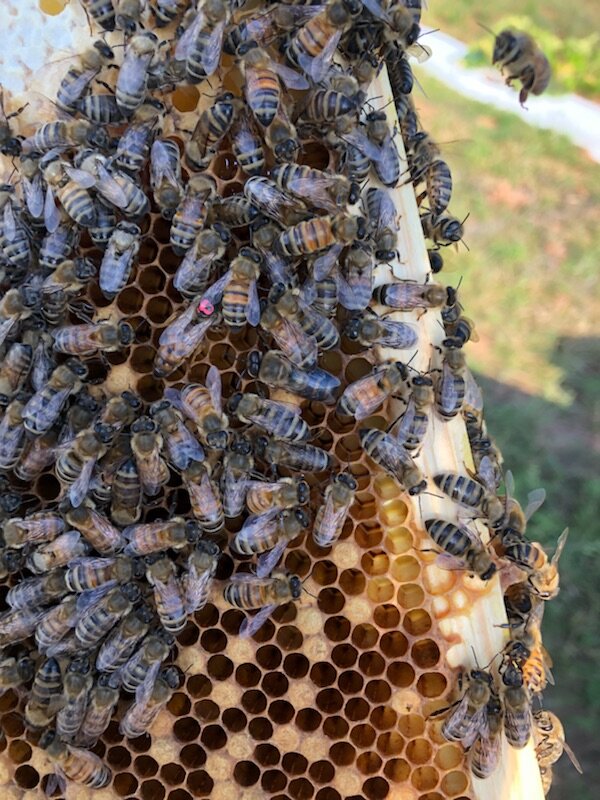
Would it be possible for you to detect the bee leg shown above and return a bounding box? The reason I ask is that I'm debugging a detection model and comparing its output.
[6,103,29,121]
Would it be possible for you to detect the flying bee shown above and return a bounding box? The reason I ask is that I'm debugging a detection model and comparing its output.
[3,512,65,549]
[66,504,124,555]
[39,221,80,271]
[285,0,362,82]
[56,430,108,509]
[337,361,407,421]
[433,472,505,527]
[116,101,164,175]
[245,176,309,226]
[240,43,308,131]
[0,607,47,647]
[111,458,142,527]
[182,540,221,614]
[245,477,310,515]
[425,518,497,581]
[39,729,111,790]
[250,350,340,403]
[25,657,63,730]
[76,672,121,747]
[170,173,216,253]
[36,596,79,655]
[120,665,179,738]
[164,365,228,449]
[0,395,27,470]
[22,358,88,436]
[150,138,183,221]
[116,31,161,116]
[175,0,229,83]
[66,555,140,593]
[149,399,205,471]
[56,657,93,742]
[373,280,448,311]
[27,530,89,575]
[81,0,117,31]
[421,212,465,248]
[272,163,356,213]
[256,436,332,473]
[344,111,401,187]
[313,472,357,548]
[123,517,197,557]
[533,709,582,775]
[53,320,134,357]
[272,286,340,351]
[42,158,97,232]
[199,247,261,331]
[174,225,229,299]
[365,186,399,262]
[99,221,141,299]
[75,582,141,649]
[393,375,434,453]
[221,435,254,518]
[276,213,358,258]
[229,392,310,442]
[120,630,174,692]
[131,416,169,496]
[0,651,36,695]
[491,28,551,106]
[152,0,188,27]
[153,298,219,378]
[185,92,242,170]
[0,287,39,348]
[231,109,266,177]
[264,106,300,163]
[223,570,302,638]
[96,604,154,673]
[6,570,68,610]
[182,461,225,537]
[503,529,568,601]
[500,667,532,749]
[360,428,426,495]
[146,557,186,634]
[344,311,418,350]
[23,119,109,155]
[439,668,494,747]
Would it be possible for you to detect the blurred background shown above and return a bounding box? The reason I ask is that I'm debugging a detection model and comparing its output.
[415,2,600,797]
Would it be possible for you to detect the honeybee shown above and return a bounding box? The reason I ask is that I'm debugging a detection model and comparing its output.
[186,92,242,170]
[74,93,125,124]
[150,399,205,471]
[26,531,88,575]
[76,672,121,747]
[130,416,170,497]
[81,0,116,31]
[272,162,355,213]
[501,605,553,699]
[23,120,109,155]
[394,375,434,453]
[99,221,141,299]
[302,275,338,319]
[39,728,111,790]
[175,226,230,299]
[0,651,36,695]
[245,176,308,228]
[175,0,228,83]
[221,435,254,518]
[435,339,469,419]
[345,111,401,187]
[0,607,46,647]
[0,287,39,348]
[421,212,465,248]
[6,570,68,610]
[75,583,141,649]
[41,258,97,327]
[0,395,28,470]
[116,101,164,175]
[120,630,173,692]
[251,350,340,403]
[386,45,414,97]
[470,693,503,778]
[152,0,189,27]
[503,529,568,601]
[96,391,142,444]
[337,361,407,421]
[313,472,357,548]
[39,221,80,271]
[360,428,427,495]
[150,138,182,221]
[302,87,358,131]
[231,506,309,569]
[533,709,583,774]
[165,365,229,449]
[265,106,300,163]
[111,458,143,527]
[440,668,494,745]
[182,540,221,613]
[214,194,259,227]
[170,174,216,253]
[146,557,186,633]
[36,596,79,654]
[229,392,309,442]
[201,247,261,331]
[433,472,505,527]
[123,517,196,556]
[277,213,358,258]
[182,461,225,537]
[18,153,45,221]
[0,189,32,275]
[365,187,399,261]
[120,665,180,738]
[53,320,134,357]
[223,570,302,637]
[56,657,93,742]
[153,298,219,378]
[224,2,315,55]
[241,43,308,131]
[256,436,332,473]
[497,469,546,543]
[96,605,154,673]
[373,280,448,310]
[0,86,25,156]
[55,40,114,112]
[253,222,299,290]
[25,657,63,730]
[89,202,117,248]
[66,503,124,555]
[42,158,95,234]
[66,555,139,593]
[245,477,310,516]
[56,430,108,508]
[272,284,340,351]
[409,133,453,217]
[231,110,266,177]
[500,667,532,749]
[491,29,551,106]
[116,31,161,116]
[3,512,65,549]
[343,312,417,350]
[116,0,146,34]
[425,518,497,581]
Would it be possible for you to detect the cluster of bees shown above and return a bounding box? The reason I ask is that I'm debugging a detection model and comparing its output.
[0,0,561,795]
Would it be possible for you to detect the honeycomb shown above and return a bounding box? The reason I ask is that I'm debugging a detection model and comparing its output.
[0,2,547,800]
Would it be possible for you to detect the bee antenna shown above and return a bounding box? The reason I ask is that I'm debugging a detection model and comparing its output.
[477,21,498,37]
[471,646,481,669]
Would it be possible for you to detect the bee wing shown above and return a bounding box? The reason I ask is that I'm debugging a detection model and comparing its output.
[135,660,161,706]
[273,62,310,90]
[0,318,17,349]
[205,365,222,413]
[343,129,382,161]
[173,251,215,293]
[551,528,569,567]
[200,270,232,309]
[240,603,278,638]
[337,266,371,311]
[68,456,98,508]
[24,385,71,426]
[394,397,416,447]
[462,706,489,748]
[523,488,546,522]
[3,202,17,241]
[150,140,180,188]
[469,728,501,778]
[361,0,392,23]
[271,316,318,369]
[563,740,584,774]
[312,243,342,281]
[504,469,515,503]
[67,555,112,571]
[376,191,398,232]
[314,495,348,548]
[175,9,207,60]
[158,302,198,346]
[240,508,280,539]
[246,279,261,327]
[256,538,288,579]
[286,176,338,213]
[22,175,45,219]
[298,30,341,83]
[169,427,205,469]
[477,456,499,494]
[94,164,129,209]
[439,361,461,410]
[45,770,67,798]
[200,20,226,77]
[406,42,433,63]
[75,582,117,613]
[44,186,61,233]
[183,560,215,614]
[64,166,96,189]
[464,367,483,413]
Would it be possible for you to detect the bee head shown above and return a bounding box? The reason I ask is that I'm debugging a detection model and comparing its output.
[296,480,310,505]
[289,575,302,599]
[246,350,262,378]
[161,667,181,690]
[343,316,361,341]
[93,40,114,60]
[294,508,310,528]
[337,472,358,491]
[206,429,229,450]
